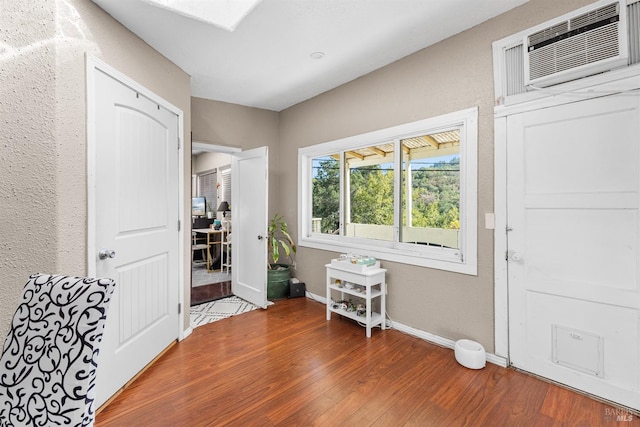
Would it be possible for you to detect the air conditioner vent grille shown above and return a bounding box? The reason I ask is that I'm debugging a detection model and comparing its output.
[571,2,618,29]
[629,0,640,64]
[528,22,620,81]
[505,44,526,96]
[528,2,620,51]
[528,22,569,46]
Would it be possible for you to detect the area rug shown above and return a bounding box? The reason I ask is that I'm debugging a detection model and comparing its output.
[190,296,258,328]
[192,265,231,287]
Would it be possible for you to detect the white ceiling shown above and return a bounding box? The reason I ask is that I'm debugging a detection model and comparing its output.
[92,0,528,112]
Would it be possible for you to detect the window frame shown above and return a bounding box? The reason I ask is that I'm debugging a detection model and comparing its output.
[219,164,232,206]
[298,107,478,275]
[196,170,217,212]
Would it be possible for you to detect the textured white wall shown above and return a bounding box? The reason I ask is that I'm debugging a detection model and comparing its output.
[0,0,191,339]
[0,1,58,338]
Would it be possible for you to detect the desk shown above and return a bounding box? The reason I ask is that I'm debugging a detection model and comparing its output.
[193,229,224,273]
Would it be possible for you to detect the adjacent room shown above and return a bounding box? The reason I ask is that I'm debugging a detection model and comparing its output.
[1,0,639,425]
[190,147,234,305]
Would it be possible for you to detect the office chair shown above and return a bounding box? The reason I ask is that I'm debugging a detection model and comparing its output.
[192,231,210,267]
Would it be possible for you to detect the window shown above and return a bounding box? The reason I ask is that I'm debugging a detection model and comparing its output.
[400,131,460,250]
[299,107,477,275]
[197,171,217,212]
[347,143,395,242]
[220,165,232,207]
[312,155,340,234]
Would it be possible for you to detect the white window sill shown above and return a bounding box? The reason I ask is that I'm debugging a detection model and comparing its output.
[300,236,477,276]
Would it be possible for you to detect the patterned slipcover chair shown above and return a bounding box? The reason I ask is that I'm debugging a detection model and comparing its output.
[0,274,116,427]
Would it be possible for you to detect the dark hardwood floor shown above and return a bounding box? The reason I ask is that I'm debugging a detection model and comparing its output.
[190,281,232,306]
[96,297,638,426]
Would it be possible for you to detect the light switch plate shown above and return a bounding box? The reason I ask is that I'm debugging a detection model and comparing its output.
[485,213,495,230]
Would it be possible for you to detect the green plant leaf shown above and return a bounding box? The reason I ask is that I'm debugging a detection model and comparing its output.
[267,213,296,266]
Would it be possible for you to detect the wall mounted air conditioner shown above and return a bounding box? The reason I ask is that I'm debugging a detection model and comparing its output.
[523,1,628,88]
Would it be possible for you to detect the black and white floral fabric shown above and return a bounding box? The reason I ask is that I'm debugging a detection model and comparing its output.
[0,274,116,427]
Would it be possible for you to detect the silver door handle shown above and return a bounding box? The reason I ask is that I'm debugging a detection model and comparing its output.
[99,249,116,260]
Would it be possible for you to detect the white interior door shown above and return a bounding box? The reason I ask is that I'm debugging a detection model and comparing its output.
[507,94,640,410]
[231,146,268,308]
[91,67,180,406]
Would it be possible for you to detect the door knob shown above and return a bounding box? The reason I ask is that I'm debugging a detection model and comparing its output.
[99,249,116,260]
[257,235,264,240]
[509,251,522,262]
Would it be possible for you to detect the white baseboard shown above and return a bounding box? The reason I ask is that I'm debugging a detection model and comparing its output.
[306,290,327,304]
[180,326,193,341]
[307,291,508,368]
[391,321,508,368]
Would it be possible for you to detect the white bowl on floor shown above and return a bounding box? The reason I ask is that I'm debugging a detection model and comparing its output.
[455,339,486,369]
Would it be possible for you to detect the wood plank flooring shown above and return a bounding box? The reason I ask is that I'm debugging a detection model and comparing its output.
[190,281,232,306]
[96,297,638,426]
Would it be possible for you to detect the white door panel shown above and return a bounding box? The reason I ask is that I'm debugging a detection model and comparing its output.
[521,104,639,195]
[507,94,640,410]
[231,146,268,309]
[524,209,639,302]
[92,68,179,407]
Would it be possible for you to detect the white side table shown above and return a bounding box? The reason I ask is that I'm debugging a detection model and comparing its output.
[326,263,386,338]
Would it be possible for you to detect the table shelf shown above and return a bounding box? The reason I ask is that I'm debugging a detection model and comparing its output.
[328,284,382,299]
[327,306,383,325]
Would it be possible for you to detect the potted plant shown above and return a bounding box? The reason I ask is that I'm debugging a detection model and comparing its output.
[267,213,296,299]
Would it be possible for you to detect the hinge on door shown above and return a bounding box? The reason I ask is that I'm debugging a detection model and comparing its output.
[505,251,509,261]
[178,303,182,314]
[178,220,181,231]
[178,136,181,150]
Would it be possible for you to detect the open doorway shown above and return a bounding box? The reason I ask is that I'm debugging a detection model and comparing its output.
[191,142,239,305]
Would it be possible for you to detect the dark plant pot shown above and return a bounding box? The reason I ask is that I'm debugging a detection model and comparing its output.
[267,263,291,299]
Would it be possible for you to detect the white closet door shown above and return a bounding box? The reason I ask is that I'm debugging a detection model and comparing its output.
[507,93,640,411]
[92,68,180,407]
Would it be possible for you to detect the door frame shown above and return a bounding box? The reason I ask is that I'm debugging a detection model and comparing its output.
[192,141,242,155]
[86,54,187,339]
[190,142,241,293]
[493,67,640,363]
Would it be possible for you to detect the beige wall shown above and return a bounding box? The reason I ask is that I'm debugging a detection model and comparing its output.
[0,0,595,350]
[193,153,232,176]
[0,0,192,337]
[191,98,281,215]
[277,0,593,352]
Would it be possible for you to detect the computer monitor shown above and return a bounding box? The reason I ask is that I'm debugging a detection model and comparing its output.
[192,196,206,217]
